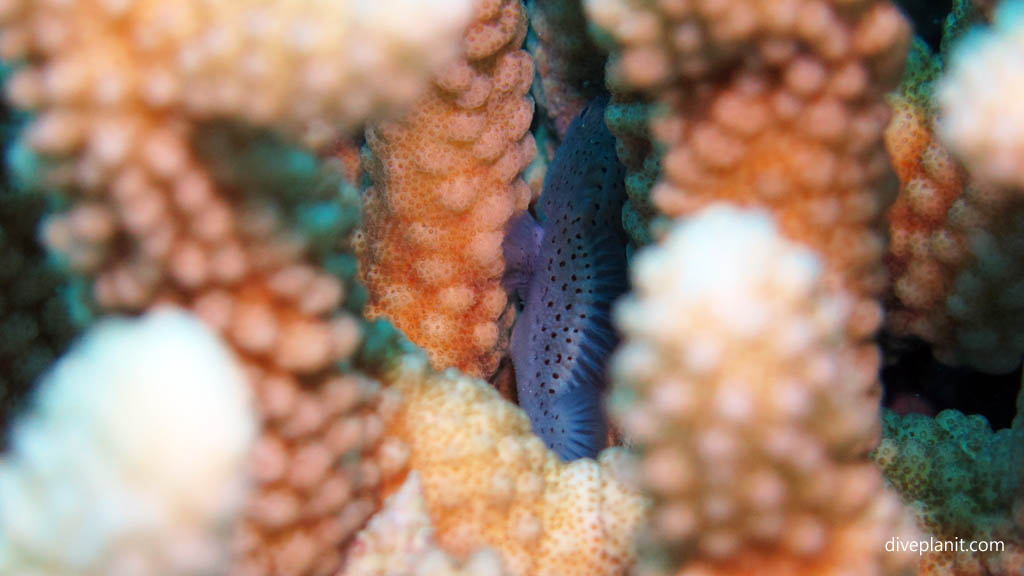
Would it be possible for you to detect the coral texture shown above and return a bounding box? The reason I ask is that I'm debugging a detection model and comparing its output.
[883,3,1024,372]
[357,0,537,379]
[874,388,1024,575]
[525,0,607,138]
[883,39,966,349]
[939,0,1024,188]
[610,206,916,576]
[0,1,470,572]
[380,358,648,576]
[586,0,910,350]
[602,94,663,247]
[0,310,254,576]
[1,0,472,148]
[343,472,510,576]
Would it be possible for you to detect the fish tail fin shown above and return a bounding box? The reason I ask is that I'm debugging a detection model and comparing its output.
[552,388,608,460]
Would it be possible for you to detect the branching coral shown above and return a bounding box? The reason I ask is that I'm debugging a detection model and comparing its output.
[0,1,478,573]
[941,0,1024,187]
[884,39,967,347]
[602,94,664,248]
[610,206,917,576]
[7,2,1021,576]
[0,0,472,148]
[586,0,910,353]
[343,473,510,576]
[935,1,1024,369]
[0,310,255,575]
[379,357,648,576]
[874,387,1024,575]
[356,0,537,379]
[525,0,607,139]
[0,64,89,439]
[883,0,1024,372]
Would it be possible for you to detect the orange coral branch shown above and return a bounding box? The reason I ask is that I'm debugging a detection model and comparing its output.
[357,0,537,379]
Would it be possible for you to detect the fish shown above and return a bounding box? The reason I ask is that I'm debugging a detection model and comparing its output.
[503,96,629,461]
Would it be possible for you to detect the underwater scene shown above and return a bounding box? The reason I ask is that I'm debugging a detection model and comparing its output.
[0,0,1022,574]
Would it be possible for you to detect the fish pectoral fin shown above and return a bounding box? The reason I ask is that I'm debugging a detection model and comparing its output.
[502,210,544,298]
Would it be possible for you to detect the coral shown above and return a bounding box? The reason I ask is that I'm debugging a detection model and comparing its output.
[523,122,555,199]
[874,387,1024,574]
[11,2,1018,576]
[356,0,537,379]
[503,98,628,460]
[883,39,967,351]
[972,0,1000,18]
[343,473,510,576]
[602,94,664,248]
[0,310,255,576]
[1,0,473,148]
[29,115,393,576]
[883,2,1024,373]
[944,0,991,49]
[0,63,89,441]
[380,357,648,576]
[0,0,472,572]
[939,0,1024,188]
[525,0,607,139]
[586,0,911,353]
[331,136,366,189]
[0,190,88,436]
[610,206,917,576]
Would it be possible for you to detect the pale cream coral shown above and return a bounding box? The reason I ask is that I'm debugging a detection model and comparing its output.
[379,357,648,576]
[610,206,917,576]
[939,0,1024,189]
[586,0,910,352]
[356,0,537,379]
[342,472,510,576]
[0,311,254,576]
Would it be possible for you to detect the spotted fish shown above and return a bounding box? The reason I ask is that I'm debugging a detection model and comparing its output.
[503,97,628,460]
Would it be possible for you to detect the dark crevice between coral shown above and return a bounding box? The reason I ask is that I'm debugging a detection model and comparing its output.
[880,334,1022,430]
[1,66,93,450]
[895,0,955,50]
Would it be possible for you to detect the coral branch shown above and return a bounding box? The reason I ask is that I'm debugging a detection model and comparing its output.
[884,2,1024,372]
[586,0,910,350]
[875,393,1024,574]
[525,0,607,138]
[356,0,537,378]
[0,311,254,575]
[611,206,917,576]
[343,472,510,576]
[379,358,647,576]
[1,0,472,147]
